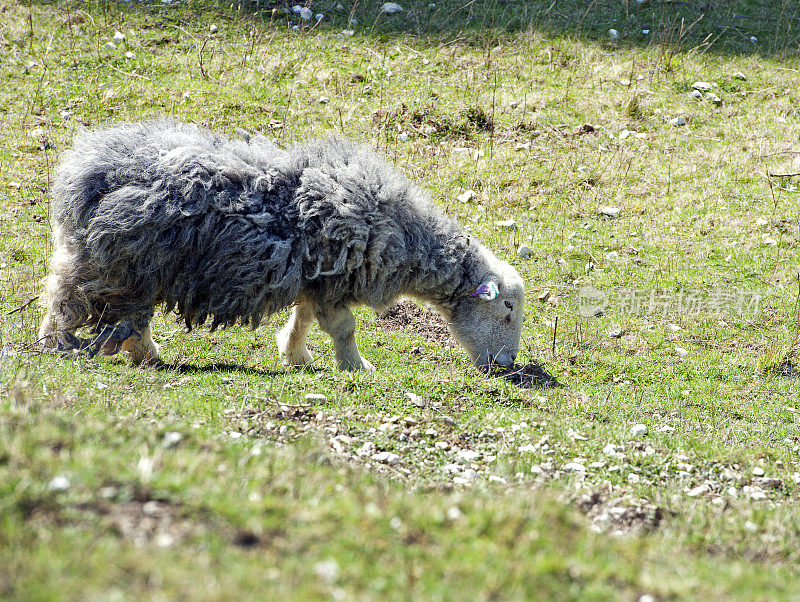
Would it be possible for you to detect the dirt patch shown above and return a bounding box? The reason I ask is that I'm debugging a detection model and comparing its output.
[87,499,198,547]
[575,488,670,535]
[489,363,561,388]
[377,299,454,347]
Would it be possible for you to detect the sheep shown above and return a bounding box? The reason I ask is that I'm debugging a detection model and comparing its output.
[39,120,525,372]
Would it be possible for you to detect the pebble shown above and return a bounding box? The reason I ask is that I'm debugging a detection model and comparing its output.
[691,81,714,91]
[314,560,339,582]
[103,41,116,49]
[517,245,533,259]
[750,36,757,44]
[48,475,70,491]
[446,506,463,520]
[371,451,401,464]
[733,71,747,80]
[315,13,324,21]
[398,132,409,142]
[567,428,587,441]
[125,51,135,59]
[638,595,656,602]
[456,449,480,462]
[305,393,327,403]
[752,466,765,476]
[600,206,620,217]
[674,347,689,357]
[457,190,475,203]
[210,23,218,33]
[687,484,708,497]
[669,115,687,127]
[381,2,403,13]
[488,475,507,484]
[602,443,618,455]
[690,90,702,99]
[495,219,517,230]
[299,7,312,19]
[705,92,722,105]
[755,217,769,227]
[162,431,183,448]
[564,462,587,472]
[627,473,641,484]
[630,424,648,437]
[608,29,619,40]
[515,142,530,151]
[113,31,126,43]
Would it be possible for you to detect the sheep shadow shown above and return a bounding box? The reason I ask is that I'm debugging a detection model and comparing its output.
[153,360,323,378]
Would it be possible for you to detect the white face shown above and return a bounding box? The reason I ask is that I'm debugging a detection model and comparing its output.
[447,265,525,369]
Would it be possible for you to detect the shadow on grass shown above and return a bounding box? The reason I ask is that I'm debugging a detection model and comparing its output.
[154,359,323,377]
[42,0,800,59]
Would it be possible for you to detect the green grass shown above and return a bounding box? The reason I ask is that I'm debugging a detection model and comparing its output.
[2,0,800,598]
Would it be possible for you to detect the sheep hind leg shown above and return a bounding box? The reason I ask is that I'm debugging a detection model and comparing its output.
[315,306,374,372]
[276,300,315,367]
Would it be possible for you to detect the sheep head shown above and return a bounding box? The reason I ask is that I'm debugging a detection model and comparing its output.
[447,261,525,369]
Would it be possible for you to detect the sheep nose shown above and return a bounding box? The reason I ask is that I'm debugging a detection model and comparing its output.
[494,351,515,367]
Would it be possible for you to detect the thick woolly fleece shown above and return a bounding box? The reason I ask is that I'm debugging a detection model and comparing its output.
[42,120,524,367]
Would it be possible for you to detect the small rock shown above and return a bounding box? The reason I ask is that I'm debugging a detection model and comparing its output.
[125,51,135,59]
[209,23,218,33]
[446,506,463,520]
[515,142,530,151]
[488,475,507,484]
[691,81,715,91]
[755,217,769,227]
[733,71,747,80]
[405,392,425,407]
[690,90,702,99]
[48,475,70,491]
[609,29,619,40]
[675,347,689,357]
[752,466,765,476]
[457,190,475,204]
[618,129,631,140]
[749,36,757,44]
[705,92,722,105]
[630,424,648,437]
[602,443,618,455]
[564,462,586,472]
[495,219,517,230]
[687,484,708,497]
[103,41,116,50]
[381,2,403,13]
[305,393,327,403]
[299,7,312,19]
[669,115,687,127]
[642,29,650,35]
[371,451,401,465]
[600,206,620,217]
[113,31,126,43]
[162,431,183,448]
[638,595,656,602]
[398,132,409,142]
[314,560,339,583]
[315,13,324,21]
[567,428,587,441]
[608,328,624,339]
[627,472,641,484]
[318,96,329,104]
[456,449,480,462]
[517,245,533,259]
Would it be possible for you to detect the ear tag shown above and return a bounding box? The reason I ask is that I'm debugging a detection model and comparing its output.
[472,281,499,301]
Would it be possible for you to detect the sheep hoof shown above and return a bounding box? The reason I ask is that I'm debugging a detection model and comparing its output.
[86,323,142,358]
[340,357,375,372]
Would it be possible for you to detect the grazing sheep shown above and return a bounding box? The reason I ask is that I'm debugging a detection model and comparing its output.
[39,120,524,371]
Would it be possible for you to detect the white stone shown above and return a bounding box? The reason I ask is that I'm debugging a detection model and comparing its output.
[381,2,403,13]
[564,462,586,472]
[488,475,507,484]
[125,51,135,59]
[457,190,475,203]
[314,560,339,582]
[48,475,70,491]
[515,142,530,151]
[600,206,620,217]
[733,71,747,80]
[691,81,714,91]
[603,443,618,455]
[750,36,757,44]
[163,431,183,448]
[210,23,218,33]
[496,219,517,229]
[675,346,689,357]
[608,29,619,39]
[752,466,765,476]
[371,451,401,464]
[456,449,480,462]
[669,115,687,127]
[630,423,648,437]
[756,217,769,227]
[398,132,409,142]
[446,506,463,520]
[687,484,708,497]
[690,90,702,99]
[305,393,327,402]
[113,31,126,43]
[103,41,116,49]
[299,7,312,19]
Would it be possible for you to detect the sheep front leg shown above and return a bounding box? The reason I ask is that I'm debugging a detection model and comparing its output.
[315,306,374,372]
[277,300,315,367]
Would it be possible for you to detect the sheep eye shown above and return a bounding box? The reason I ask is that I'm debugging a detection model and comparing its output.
[504,301,513,310]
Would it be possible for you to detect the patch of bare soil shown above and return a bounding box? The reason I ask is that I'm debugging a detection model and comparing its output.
[377,299,454,347]
[575,488,671,535]
[88,499,198,547]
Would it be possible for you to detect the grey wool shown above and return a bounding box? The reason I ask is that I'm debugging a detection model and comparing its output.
[40,120,525,371]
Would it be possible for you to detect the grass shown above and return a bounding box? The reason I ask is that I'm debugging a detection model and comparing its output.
[2,0,800,598]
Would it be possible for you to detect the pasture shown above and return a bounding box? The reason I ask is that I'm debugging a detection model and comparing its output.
[2,0,800,598]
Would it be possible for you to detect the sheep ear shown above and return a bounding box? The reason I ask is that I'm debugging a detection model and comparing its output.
[472,281,499,301]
